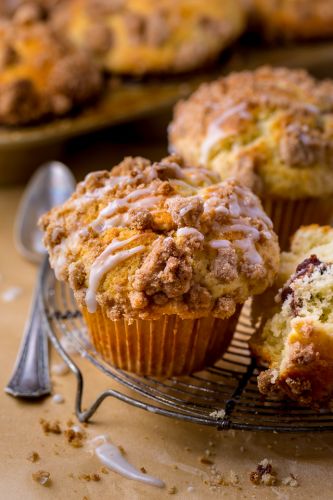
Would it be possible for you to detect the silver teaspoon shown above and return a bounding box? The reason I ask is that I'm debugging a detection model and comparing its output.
[5,162,76,398]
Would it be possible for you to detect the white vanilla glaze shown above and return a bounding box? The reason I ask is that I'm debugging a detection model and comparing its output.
[86,235,145,313]
[209,239,231,249]
[234,238,263,265]
[176,227,204,240]
[200,102,251,164]
[221,224,260,239]
[91,436,165,488]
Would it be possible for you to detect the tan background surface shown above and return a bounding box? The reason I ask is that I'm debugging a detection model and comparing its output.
[1,115,333,500]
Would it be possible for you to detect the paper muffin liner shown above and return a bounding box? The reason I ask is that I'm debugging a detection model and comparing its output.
[261,196,333,250]
[82,305,242,377]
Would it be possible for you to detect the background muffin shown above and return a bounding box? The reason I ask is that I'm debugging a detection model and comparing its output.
[0,19,102,125]
[250,225,333,407]
[40,155,279,376]
[169,66,333,248]
[51,0,245,74]
[251,0,333,42]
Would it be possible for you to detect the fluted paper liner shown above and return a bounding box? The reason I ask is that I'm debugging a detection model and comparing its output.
[261,196,333,251]
[82,306,242,377]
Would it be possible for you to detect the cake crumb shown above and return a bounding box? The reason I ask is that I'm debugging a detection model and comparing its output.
[51,363,69,376]
[118,445,126,455]
[64,428,85,448]
[32,470,51,486]
[100,466,109,474]
[229,470,239,485]
[250,459,276,486]
[210,409,226,419]
[79,473,100,482]
[40,418,62,435]
[199,456,214,465]
[27,451,40,463]
[67,419,75,427]
[140,467,147,474]
[168,486,177,494]
[282,474,299,487]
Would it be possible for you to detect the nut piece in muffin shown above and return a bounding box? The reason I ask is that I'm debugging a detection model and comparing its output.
[169,66,333,248]
[0,19,103,125]
[251,0,333,42]
[40,155,279,376]
[51,0,245,74]
[250,225,333,407]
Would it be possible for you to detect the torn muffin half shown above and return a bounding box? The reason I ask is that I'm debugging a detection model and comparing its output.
[250,226,333,407]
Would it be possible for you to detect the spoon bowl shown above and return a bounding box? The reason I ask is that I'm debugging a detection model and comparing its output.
[14,161,76,264]
[6,161,76,398]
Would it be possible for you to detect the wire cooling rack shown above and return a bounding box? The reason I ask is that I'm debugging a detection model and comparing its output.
[40,259,333,432]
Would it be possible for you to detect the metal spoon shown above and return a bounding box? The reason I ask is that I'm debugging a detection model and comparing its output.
[5,162,76,398]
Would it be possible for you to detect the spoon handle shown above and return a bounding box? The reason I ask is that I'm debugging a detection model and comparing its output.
[5,268,50,398]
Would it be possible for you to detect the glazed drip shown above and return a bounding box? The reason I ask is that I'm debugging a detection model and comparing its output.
[162,163,219,185]
[92,436,165,488]
[176,227,204,240]
[209,239,231,249]
[86,235,144,313]
[234,238,263,265]
[200,102,251,164]
[70,176,135,209]
[221,224,260,239]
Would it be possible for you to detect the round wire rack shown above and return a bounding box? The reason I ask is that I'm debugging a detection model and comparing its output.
[41,260,333,432]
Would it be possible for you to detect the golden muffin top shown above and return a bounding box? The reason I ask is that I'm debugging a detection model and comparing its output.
[51,0,245,74]
[40,155,279,321]
[0,18,102,125]
[169,66,333,199]
[252,0,333,41]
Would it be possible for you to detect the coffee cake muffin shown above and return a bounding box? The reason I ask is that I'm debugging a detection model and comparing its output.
[250,225,333,407]
[251,0,333,41]
[51,0,245,74]
[0,19,102,125]
[40,155,279,376]
[169,66,333,249]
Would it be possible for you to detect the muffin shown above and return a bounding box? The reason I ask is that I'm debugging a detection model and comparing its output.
[0,1,62,20]
[250,225,333,407]
[51,0,245,75]
[0,19,102,125]
[169,66,333,249]
[40,155,279,377]
[251,0,333,42]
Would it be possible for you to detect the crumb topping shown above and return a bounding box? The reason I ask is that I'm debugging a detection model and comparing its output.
[250,459,276,486]
[51,0,245,74]
[40,155,279,320]
[0,20,103,125]
[170,66,333,198]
